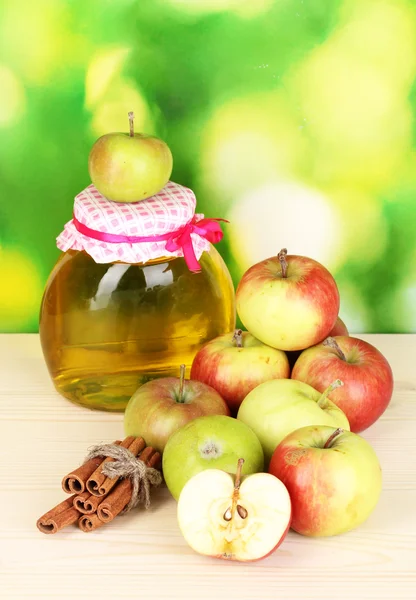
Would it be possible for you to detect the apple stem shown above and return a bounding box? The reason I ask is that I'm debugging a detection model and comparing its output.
[317,379,344,407]
[324,428,344,449]
[278,248,288,278]
[234,457,244,491]
[128,111,134,137]
[178,364,186,403]
[223,458,248,522]
[323,337,347,361]
[232,329,244,348]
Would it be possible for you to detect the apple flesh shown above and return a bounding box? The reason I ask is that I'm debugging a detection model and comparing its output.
[190,329,290,414]
[177,459,292,562]
[88,112,173,202]
[291,336,394,432]
[269,425,382,536]
[124,365,230,453]
[236,248,340,351]
[237,378,350,464]
[162,414,264,500]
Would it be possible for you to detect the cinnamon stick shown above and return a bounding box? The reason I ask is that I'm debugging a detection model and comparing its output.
[37,495,80,534]
[73,491,104,515]
[98,436,146,497]
[86,436,135,496]
[61,439,121,494]
[97,447,161,523]
[78,513,105,533]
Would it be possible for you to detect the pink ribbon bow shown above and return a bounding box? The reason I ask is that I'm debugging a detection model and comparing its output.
[73,215,228,272]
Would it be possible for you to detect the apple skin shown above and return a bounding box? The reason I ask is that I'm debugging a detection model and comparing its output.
[269,425,382,537]
[177,469,292,562]
[237,378,349,465]
[286,316,349,370]
[190,330,290,414]
[291,336,393,432]
[329,316,349,337]
[162,415,264,500]
[88,132,173,202]
[236,253,340,351]
[124,377,230,453]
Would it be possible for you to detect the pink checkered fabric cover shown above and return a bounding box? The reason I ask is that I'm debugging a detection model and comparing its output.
[57,181,211,264]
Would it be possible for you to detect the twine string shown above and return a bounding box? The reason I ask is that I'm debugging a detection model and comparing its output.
[84,443,162,513]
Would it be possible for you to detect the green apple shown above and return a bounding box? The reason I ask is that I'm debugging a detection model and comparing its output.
[269,425,382,536]
[88,111,173,202]
[162,415,264,500]
[237,378,350,464]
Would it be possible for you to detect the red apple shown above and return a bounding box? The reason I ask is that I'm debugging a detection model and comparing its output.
[124,365,230,453]
[287,316,349,370]
[291,336,393,432]
[329,316,349,337]
[177,458,292,561]
[190,329,290,414]
[236,248,340,351]
[269,425,382,537]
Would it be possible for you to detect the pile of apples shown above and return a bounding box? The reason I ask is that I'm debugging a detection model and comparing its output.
[124,248,394,562]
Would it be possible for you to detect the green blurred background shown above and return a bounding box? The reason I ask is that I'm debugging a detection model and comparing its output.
[0,0,415,333]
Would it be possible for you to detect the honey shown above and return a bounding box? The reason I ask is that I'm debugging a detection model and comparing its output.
[40,246,235,411]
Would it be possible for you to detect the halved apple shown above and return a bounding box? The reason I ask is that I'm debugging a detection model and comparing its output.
[177,459,292,562]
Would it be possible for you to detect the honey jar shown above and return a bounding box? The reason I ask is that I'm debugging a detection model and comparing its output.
[39,182,236,410]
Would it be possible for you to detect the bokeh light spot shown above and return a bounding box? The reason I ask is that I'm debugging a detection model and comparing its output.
[288,0,416,190]
[228,180,344,276]
[0,0,70,84]
[330,190,388,267]
[338,0,416,88]
[166,0,274,18]
[0,65,26,127]
[85,47,131,109]
[89,77,153,138]
[337,281,371,333]
[199,93,306,211]
[0,248,43,332]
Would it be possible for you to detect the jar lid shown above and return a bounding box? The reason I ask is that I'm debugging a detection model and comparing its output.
[57,181,226,270]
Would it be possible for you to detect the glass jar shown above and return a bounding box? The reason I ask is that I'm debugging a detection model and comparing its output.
[39,182,236,411]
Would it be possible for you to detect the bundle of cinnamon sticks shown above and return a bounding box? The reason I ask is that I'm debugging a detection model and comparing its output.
[37,436,161,534]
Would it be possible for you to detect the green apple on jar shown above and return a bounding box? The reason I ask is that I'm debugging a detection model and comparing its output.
[88,111,173,202]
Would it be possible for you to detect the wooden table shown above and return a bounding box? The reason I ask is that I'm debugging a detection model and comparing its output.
[0,334,415,599]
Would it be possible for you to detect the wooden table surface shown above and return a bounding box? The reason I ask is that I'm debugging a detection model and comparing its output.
[0,334,415,599]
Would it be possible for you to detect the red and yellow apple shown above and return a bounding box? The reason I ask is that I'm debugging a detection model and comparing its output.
[287,316,349,371]
[269,425,382,536]
[177,458,292,562]
[236,249,340,351]
[237,378,349,464]
[329,316,349,337]
[124,365,230,453]
[190,329,290,414]
[88,111,173,202]
[291,336,394,432]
